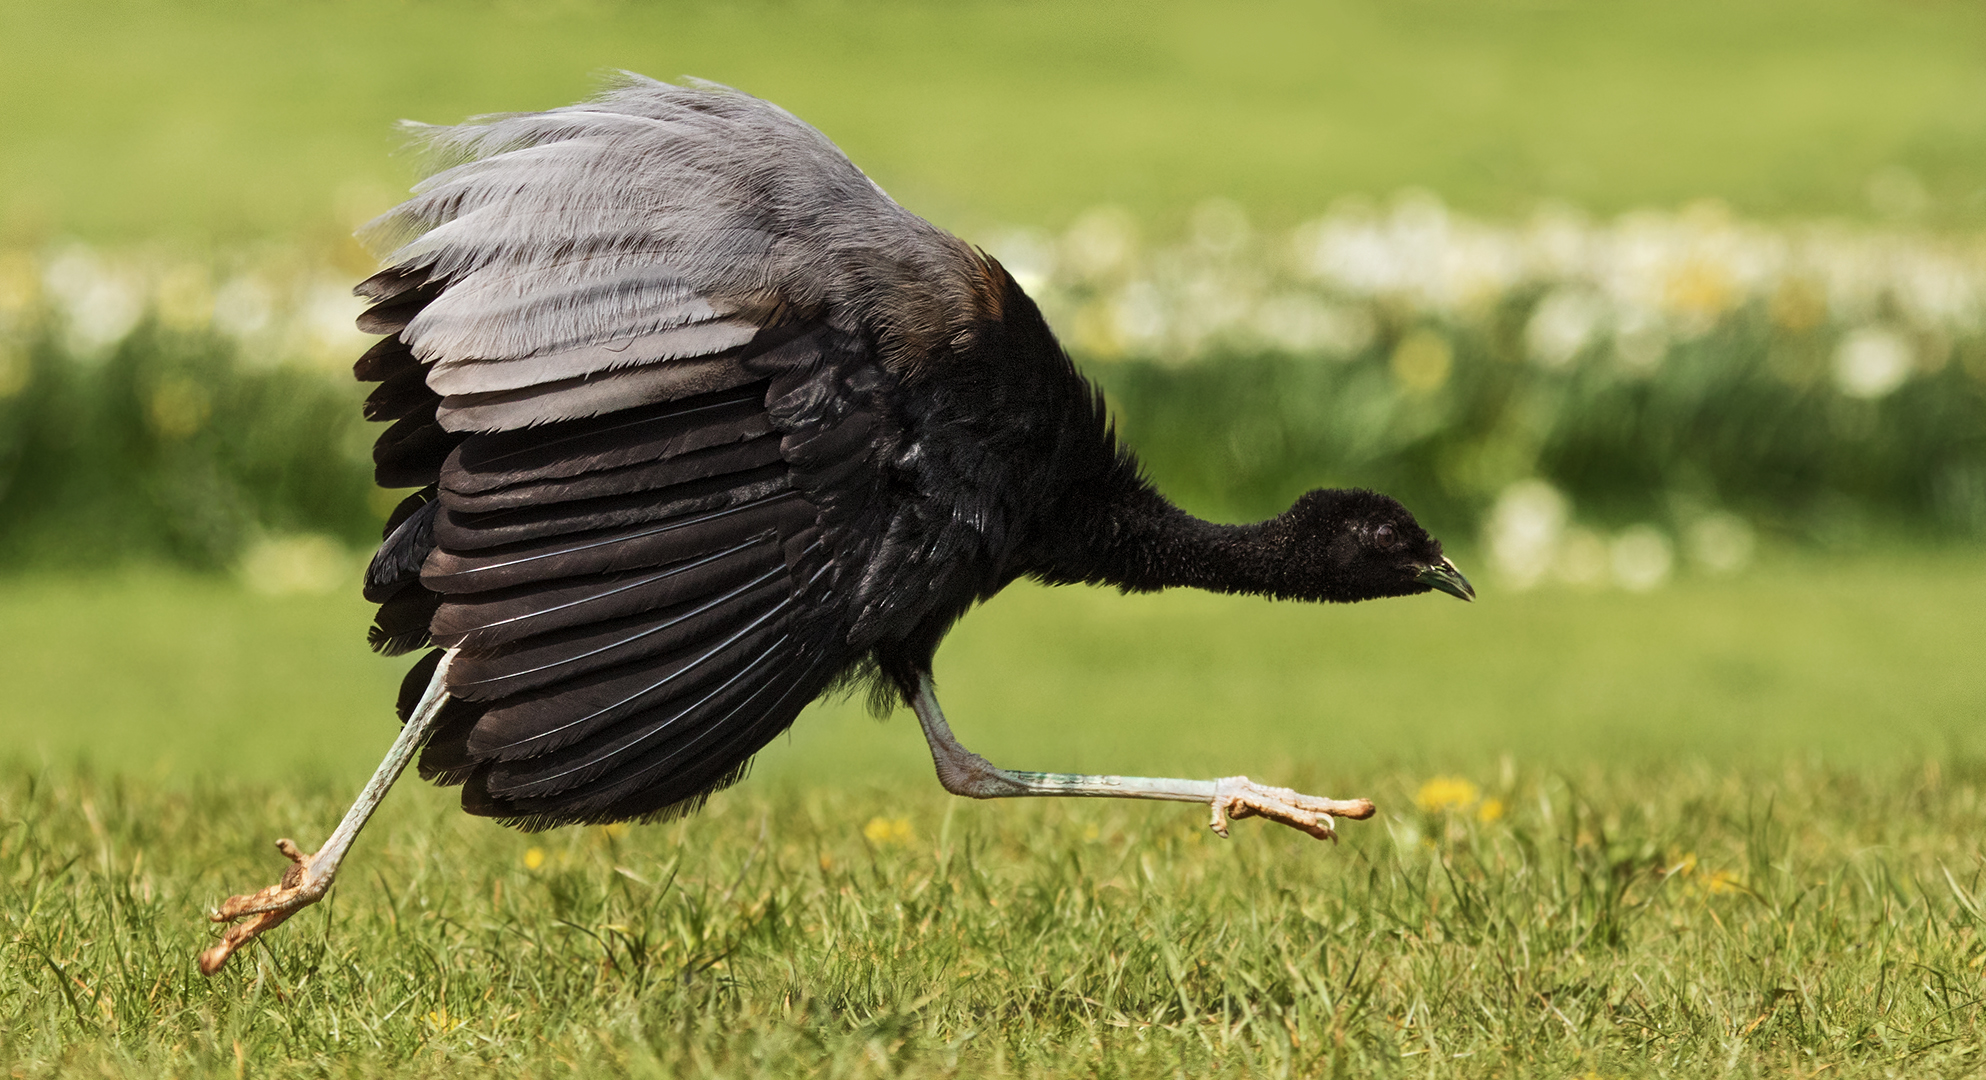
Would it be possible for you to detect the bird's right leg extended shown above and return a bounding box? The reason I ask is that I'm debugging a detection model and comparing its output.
[907,674,1375,841]
[198,651,457,976]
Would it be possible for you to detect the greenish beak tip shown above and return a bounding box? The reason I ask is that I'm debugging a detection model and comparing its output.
[1415,558,1475,602]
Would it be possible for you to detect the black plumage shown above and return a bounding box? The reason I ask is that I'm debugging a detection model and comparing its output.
[199,77,1477,977]
[349,77,1473,831]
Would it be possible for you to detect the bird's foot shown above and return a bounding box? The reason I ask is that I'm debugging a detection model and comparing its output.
[1208,776,1376,842]
[199,838,331,976]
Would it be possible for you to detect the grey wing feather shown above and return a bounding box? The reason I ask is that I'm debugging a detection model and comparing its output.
[362,74,1002,423]
[426,319,760,396]
[435,352,766,431]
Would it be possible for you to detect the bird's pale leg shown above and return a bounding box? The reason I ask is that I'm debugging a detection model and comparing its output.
[908,674,1374,842]
[198,651,457,976]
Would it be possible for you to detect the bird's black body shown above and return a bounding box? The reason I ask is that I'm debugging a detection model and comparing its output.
[193,75,1470,980]
[352,79,1461,830]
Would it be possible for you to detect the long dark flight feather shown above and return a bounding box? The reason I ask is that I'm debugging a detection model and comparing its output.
[443,389,771,495]
[364,497,440,603]
[355,266,440,305]
[481,629,798,798]
[381,485,439,538]
[434,465,788,551]
[354,334,422,383]
[466,594,798,760]
[441,436,785,517]
[421,490,811,592]
[356,297,429,336]
[429,535,785,648]
[369,587,443,655]
[447,565,790,699]
[374,408,467,489]
[363,365,434,422]
[395,649,447,721]
[508,646,836,825]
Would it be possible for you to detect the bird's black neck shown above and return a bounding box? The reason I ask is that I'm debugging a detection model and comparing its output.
[1030,478,1306,600]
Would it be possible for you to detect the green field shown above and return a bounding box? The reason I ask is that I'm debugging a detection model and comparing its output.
[7,0,1986,245]
[7,753,1986,1078]
[2,560,1984,1075]
[3,556,1983,784]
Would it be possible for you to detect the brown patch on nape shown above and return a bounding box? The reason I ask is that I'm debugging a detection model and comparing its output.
[965,249,1010,324]
[884,242,1015,370]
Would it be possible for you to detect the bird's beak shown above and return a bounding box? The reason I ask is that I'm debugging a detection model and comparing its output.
[1415,558,1475,601]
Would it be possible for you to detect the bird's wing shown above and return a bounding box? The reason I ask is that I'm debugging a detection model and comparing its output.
[353,78,1011,828]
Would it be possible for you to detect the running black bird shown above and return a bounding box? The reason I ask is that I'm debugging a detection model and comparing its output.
[201,77,1473,974]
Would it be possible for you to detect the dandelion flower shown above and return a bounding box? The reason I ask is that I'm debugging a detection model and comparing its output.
[1415,776,1480,813]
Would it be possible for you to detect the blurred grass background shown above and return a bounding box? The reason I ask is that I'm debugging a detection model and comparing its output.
[3,557,1982,788]
[7,0,1986,246]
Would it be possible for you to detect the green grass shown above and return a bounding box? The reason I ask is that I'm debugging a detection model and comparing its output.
[8,0,1986,246]
[2,556,1981,784]
[5,750,1986,1076]
[1,558,1983,1074]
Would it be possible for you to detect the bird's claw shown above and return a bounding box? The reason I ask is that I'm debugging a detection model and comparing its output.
[199,838,329,976]
[1208,776,1375,842]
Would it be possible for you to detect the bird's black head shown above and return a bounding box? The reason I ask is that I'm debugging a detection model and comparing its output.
[1271,488,1474,604]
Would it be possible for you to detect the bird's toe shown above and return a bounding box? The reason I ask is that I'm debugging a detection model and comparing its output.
[200,839,332,975]
[1210,776,1373,842]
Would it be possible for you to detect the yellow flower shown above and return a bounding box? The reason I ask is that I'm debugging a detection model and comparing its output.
[1475,797,1505,823]
[1667,853,1745,897]
[862,816,914,845]
[1414,776,1480,813]
[423,1007,465,1034]
[1391,330,1453,394]
[1664,260,1735,322]
[523,847,545,871]
[148,377,211,439]
[0,252,39,316]
[1769,278,1827,333]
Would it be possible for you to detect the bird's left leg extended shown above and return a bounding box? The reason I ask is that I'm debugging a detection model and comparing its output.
[908,674,1374,841]
[198,651,457,976]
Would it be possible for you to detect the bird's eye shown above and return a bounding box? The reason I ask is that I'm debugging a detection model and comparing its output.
[1374,523,1398,550]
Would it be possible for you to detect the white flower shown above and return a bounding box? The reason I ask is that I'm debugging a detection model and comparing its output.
[213,274,275,342]
[1686,514,1755,575]
[1834,326,1914,398]
[1484,480,1569,590]
[44,246,144,358]
[1254,295,1373,357]
[1526,289,1606,369]
[1060,207,1139,284]
[1189,198,1251,257]
[1610,526,1674,592]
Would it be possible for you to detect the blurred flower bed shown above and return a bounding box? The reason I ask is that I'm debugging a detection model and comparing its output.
[0,246,376,577]
[2,193,1983,589]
